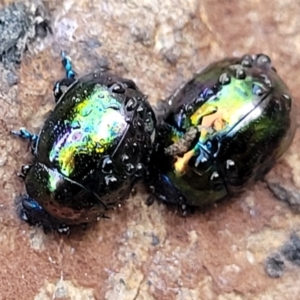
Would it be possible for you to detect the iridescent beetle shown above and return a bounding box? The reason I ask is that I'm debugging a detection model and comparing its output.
[12,52,156,231]
[150,54,296,209]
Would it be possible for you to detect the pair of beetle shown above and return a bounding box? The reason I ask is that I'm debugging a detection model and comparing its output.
[12,52,296,232]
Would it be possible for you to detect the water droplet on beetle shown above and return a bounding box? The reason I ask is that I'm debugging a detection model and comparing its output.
[105,175,117,185]
[281,94,292,111]
[282,94,291,101]
[137,104,144,113]
[260,74,272,87]
[256,54,271,66]
[252,83,269,97]
[125,98,137,111]
[219,73,231,85]
[201,88,214,99]
[125,163,135,173]
[135,163,144,177]
[210,171,219,181]
[226,159,235,169]
[195,96,205,105]
[102,156,113,173]
[241,55,253,67]
[236,67,246,79]
[121,154,129,163]
[274,99,282,111]
[184,104,194,113]
[110,83,125,94]
[71,120,81,129]
[80,108,92,117]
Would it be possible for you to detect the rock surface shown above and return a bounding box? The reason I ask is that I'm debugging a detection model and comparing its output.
[0,0,300,299]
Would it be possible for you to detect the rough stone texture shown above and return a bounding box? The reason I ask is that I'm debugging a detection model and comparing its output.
[1,0,300,299]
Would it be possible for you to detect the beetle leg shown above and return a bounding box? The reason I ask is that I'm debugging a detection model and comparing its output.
[53,51,76,102]
[11,127,38,142]
[61,50,76,79]
[11,127,38,154]
[19,196,70,234]
[53,77,76,102]
[17,164,32,179]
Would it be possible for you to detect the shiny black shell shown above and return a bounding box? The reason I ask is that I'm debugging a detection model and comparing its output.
[25,72,156,224]
[151,54,296,207]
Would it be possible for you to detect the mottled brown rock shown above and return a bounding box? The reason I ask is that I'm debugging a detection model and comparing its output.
[1,0,300,299]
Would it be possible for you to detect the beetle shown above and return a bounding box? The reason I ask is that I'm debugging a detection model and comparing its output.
[12,52,156,232]
[149,54,296,209]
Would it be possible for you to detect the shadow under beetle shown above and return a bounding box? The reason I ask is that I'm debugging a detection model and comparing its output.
[149,54,296,210]
[12,52,156,232]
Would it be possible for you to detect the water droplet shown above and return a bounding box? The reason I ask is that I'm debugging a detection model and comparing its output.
[201,88,214,99]
[195,96,205,105]
[102,156,113,173]
[184,104,194,113]
[210,171,219,181]
[255,54,271,66]
[159,195,167,201]
[235,67,246,79]
[260,74,272,87]
[206,140,212,150]
[226,159,235,169]
[80,108,92,117]
[71,120,81,129]
[105,175,117,186]
[121,154,129,163]
[110,83,125,94]
[137,104,144,113]
[195,150,209,167]
[219,73,231,85]
[135,163,144,177]
[282,94,291,101]
[274,99,282,111]
[252,83,268,97]
[125,98,137,111]
[241,55,253,67]
[84,126,92,133]
[125,163,135,173]
[282,94,292,111]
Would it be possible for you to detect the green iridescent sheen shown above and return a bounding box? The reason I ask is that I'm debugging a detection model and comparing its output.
[48,84,127,177]
[20,71,156,226]
[152,54,296,207]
